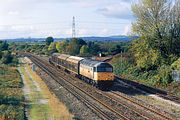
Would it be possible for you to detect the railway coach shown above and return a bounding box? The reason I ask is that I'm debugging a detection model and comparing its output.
[49,53,114,89]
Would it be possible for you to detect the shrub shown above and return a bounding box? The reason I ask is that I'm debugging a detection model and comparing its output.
[0,105,25,120]
[0,67,24,120]
[151,65,173,87]
[171,58,180,70]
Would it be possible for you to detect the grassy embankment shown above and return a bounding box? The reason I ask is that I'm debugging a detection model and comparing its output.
[19,58,73,120]
[111,54,180,117]
[110,54,180,96]
[0,66,25,120]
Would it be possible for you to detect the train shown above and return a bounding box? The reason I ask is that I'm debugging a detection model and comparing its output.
[49,53,114,89]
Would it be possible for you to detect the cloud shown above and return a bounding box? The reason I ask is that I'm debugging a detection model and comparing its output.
[122,24,131,35]
[97,2,133,20]
[99,28,109,35]
[8,11,19,15]
[64,29,72,35]
[78,29,88,35]
[0,0,135,39]
[11,25,34,31]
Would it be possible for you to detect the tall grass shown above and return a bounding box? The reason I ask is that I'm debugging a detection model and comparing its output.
[0,65,25,120]
[19,58,73,120]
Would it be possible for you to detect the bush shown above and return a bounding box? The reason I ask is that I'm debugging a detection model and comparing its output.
[0,69,22,88]
[0,67,24,120]
[151,65,173,87]
[1,51,13,64]
[12,57,19,65]
[131,39,163,71]
[171,58,180,70]
[0,105,25,120]
[0,88,24,105]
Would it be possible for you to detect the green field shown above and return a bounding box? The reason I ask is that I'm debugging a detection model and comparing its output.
[0,66,25,120]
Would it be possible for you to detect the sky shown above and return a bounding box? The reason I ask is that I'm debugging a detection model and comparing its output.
[0,0,135,39]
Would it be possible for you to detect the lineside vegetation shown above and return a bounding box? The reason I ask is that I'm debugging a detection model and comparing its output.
[111,0,180,95]
[0,66,24,120]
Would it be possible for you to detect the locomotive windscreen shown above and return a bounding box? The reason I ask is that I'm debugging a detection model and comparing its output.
[96,67,113,72]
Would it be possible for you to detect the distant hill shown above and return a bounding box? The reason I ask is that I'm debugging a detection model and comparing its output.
[3,38,45,43]
[79,36,138,42]
[3,36,138,42]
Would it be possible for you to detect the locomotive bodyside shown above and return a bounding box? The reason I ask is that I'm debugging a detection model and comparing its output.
[79,59,114,89]
[93,63,114,81]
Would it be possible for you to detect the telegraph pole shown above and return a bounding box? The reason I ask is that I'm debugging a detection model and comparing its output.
[72,16,76,38]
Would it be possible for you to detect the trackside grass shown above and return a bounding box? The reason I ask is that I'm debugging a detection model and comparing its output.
[19,58,73,120]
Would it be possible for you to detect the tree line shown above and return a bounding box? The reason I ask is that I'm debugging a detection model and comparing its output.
[47,37,125,56]
[0,41,18,65]
[9,37,126,57]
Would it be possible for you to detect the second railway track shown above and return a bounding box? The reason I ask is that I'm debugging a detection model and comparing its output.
[115,76,180,103]
[107,91,175,120]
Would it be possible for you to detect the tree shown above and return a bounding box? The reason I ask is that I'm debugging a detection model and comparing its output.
[0,51,2,59]
[87,42,100,55]
[171,58,180,70]
[168,0,180,56]
[132,0,180,55]
[1,51,13,64]
[80,45,89,56]
[45,37,54,46]
[67,39,79,55]
[66,38,86,55]
[56,40,69,53]
[131,38,162,70]
[76,38,86,47]
[131,0,180,70]
[48,42,57,54]
[0,41,8,51]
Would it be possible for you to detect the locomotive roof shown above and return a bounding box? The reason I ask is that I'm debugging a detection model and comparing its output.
[52,53,61,56]
[57,54,71,60]
[52,53,83,62]
[66,56,84,64]
[80,59,112,67]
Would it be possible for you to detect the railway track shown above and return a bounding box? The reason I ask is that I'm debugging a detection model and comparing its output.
[115,76,180,103]
[27,54,128,120]
[27,54,150,120]
[107,91,175,120]
[157,93,180,103]
[24,53,175,120]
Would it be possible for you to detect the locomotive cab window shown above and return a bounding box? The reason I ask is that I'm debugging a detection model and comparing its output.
[94,67,113,72]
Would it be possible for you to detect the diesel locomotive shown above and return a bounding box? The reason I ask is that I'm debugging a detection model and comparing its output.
[49,53,114,89]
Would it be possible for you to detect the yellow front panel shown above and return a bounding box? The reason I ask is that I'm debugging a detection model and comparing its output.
[80,66,94,79]
[94,72,114,81]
